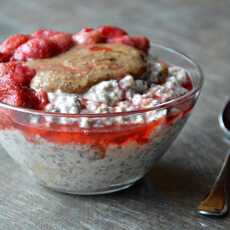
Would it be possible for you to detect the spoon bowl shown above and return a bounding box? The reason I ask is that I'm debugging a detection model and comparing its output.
[219,100,230,138]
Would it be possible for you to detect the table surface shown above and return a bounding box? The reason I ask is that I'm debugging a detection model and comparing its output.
[0,0,230,229]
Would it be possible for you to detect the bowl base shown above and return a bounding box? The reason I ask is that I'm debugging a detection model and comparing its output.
[38,179,140,195]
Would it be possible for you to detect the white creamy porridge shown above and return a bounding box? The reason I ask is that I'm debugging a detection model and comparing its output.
[0,116,187,194]
[44,61,190,127]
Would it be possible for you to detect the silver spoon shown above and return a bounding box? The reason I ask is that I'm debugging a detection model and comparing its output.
[197,100,230,217]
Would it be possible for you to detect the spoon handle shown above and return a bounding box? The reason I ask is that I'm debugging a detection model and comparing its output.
[197,152,230,216]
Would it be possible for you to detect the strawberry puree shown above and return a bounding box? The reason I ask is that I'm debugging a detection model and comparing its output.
[0,105,191,153]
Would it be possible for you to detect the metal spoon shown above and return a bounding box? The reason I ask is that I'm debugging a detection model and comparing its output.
[197,100,230,217]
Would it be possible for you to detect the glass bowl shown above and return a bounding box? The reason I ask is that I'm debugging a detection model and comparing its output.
[0,44,203,195]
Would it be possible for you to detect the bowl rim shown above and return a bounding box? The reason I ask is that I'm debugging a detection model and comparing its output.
[0,43,204,118]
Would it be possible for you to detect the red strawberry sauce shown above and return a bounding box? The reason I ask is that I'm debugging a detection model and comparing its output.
[0,103,193,154]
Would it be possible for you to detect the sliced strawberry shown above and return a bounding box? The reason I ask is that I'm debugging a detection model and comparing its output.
[108,35,136,47]
[109,35,150,53]
[0,87,21,107]
[181,76,193,91]
[32,28,60,38]
[0,76,25,107]
[0,73,15,89]
[97,26,128,40]
[33,29,74,53]
[0,80,48,109]
[0,52,11,63]
[19,88,41,109]
[0,62,19,76]
[130,36,150,53]
[0,34,30,56]
[0,62,35,86]
[36,90,49,109]
[49,32,74,52]
[0,62,48,109]
[12,38,58,61]
[1,87,48,109]
[72,28,104,45]
[1,87,34,108]
[12,64,36,86]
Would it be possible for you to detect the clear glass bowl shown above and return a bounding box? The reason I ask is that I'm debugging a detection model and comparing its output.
[0,44,203,195]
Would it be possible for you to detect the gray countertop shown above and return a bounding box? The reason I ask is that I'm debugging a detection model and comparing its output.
[0,0,230,229]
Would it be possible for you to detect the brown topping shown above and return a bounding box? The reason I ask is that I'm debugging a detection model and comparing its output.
[27,43,148,93]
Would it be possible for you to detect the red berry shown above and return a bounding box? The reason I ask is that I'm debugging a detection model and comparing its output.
[72,28,104,45]
[0,73,15,89]
[0,62,35,86]
[108,35,135,47]
[9,87,49,109]
[130,36,150,53]
[0,73,22,107]
[0,34,30,56]
[83,28,94,33]
[36,90,49,109]
[32,29,59,38]
[0,62,18,76]
[12,64,36,86]
[0,52,11,63]
[13,38,58,61]
[23,88,49,109]
[49,32,74,52]
[0,88,20,107]
[33,29,74,53]
[20,88,40,109]
[181,76,193,91]
[97,26,128,40]
[0,79,47,109]
[109,35,150,53]
[0,62,47,109]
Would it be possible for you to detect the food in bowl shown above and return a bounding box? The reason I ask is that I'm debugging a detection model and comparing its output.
[0,26,203,194]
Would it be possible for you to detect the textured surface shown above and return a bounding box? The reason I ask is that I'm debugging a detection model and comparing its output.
[0,0,229,229]
[28,43,148,93]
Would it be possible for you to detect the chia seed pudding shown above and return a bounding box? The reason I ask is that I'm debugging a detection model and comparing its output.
[0,26,202,194]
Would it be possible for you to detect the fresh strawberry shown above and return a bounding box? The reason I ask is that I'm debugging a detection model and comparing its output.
[72,28,104,45]
[32,28,60,38]
[108,35,135,47]
[0,62,48,109]
[0,73,15,89]
[181,76,193,90]
[0,87,21,107]
[0,62,35,86]
[19,88,41,109]
[0,75,24,107]
[49,32,74,52]
[0,81,47,108]
[33,29,74,53]
[12,38,58,61]
[97,26,128,40]
[130,36,150,53]
[4,87,48,109]
[0,62,19,76]
[109,35,150,53]
[12,64,36,86]
[0,52,11,62]
[0,34,30,56]
[36,90,49,109]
